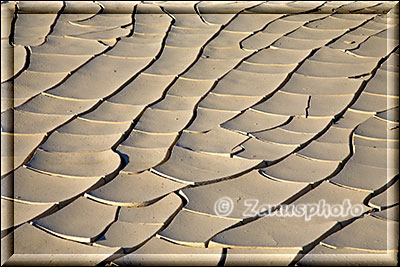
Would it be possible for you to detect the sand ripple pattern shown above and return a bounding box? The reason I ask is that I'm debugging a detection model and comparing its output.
[1,1,399,266]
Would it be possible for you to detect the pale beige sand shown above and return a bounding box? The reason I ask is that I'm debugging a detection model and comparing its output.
[1,1,399,266]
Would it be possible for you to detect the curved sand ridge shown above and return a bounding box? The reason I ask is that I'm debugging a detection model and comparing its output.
[1,1,399,266]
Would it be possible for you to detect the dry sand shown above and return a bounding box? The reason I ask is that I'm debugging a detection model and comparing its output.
[1,1,399,266]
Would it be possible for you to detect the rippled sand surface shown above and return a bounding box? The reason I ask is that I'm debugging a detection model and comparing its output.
[1,1,399,266]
